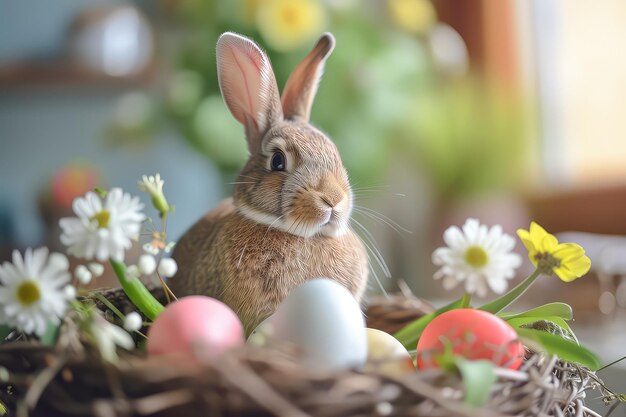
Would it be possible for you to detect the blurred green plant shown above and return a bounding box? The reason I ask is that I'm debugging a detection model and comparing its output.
[110,0,531,198]
[159,0,440,183]
[406,80,532,199]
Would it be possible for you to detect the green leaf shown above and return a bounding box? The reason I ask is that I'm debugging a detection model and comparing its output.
[40,322,60,347]
[393,296,466,350]
[456,358,496,407]
[506,316,577,344]
[498,302,573,321]
[516,328,600,370]
[0,325,11,343]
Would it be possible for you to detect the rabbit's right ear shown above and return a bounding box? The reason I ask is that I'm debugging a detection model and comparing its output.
[217,32,283,153]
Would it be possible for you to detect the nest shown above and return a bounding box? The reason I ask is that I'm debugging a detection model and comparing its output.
[0,290,605,417]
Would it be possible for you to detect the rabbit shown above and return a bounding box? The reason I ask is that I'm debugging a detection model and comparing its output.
[170,32,369,334]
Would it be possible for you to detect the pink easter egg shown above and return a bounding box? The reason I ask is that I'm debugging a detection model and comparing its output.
[147,296,244,358]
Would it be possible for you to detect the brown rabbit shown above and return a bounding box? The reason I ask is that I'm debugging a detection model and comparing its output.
[170,32,368,334]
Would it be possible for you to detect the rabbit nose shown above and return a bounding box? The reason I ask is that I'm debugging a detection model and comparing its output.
[317,179,345,209]
[320,195,337,208]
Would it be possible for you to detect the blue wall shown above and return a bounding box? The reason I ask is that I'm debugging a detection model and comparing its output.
[0,88,223,247]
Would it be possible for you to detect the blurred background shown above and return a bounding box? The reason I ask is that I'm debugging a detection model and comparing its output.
[1,0,626,405]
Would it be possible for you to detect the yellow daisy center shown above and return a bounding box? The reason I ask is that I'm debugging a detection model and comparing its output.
[465,246,489,268]
[91,209,110,229]
[16,281,41,306]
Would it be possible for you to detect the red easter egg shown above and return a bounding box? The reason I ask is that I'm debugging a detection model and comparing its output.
[416,309,524,370]
[147,296,244,358]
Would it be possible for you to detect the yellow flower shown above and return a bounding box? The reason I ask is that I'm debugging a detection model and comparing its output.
[388,0,437,35]
[517,222,591,282]
[256,0,327,52]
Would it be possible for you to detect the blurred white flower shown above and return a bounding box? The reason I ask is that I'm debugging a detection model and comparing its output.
[138,173,164,197]
[138,173,170,216]
[142,243,160,256]
[433,218,522,297]
[138,254,156,275]
[0,248,74,336]
[164,241,176,254]
[64,285,77,299]
[75,265,93,285]
[88,262,105,277]
[88,314,134,362]
[158,258,178,278]
[60,188,145,262]
[123,311,143,332]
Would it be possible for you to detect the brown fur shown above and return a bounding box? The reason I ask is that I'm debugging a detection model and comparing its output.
[170,32,369,334]
[172,204,367,334]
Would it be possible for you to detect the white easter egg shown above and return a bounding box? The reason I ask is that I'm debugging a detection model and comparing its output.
[364,328,415,376]
[264,278,367,371]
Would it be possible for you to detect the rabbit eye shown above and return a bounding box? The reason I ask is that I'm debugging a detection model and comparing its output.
[270,151,286,171]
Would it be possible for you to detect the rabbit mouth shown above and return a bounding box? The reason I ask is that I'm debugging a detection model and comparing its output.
[281,209,347,238]
[320,217,348,238]
[237,203,348,238]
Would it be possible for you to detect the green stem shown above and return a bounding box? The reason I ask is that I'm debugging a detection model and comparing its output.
[110,259,164,320]
[478,269,542,314]
[598,354,626,372]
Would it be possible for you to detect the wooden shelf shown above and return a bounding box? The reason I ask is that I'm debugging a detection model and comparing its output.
[0,61,158,89]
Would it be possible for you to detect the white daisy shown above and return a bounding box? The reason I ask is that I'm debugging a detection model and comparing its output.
[59,188,145,262]
[432,218,522,297]
[0,248,75,336]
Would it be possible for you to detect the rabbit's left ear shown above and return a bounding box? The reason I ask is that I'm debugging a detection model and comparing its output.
[281,33,335,122]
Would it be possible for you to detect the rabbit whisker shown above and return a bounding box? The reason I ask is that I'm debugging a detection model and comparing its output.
[286,212,305,236]
[236,245,247,270]
[263,214,285,239]
[238,174,260,180]
[350,183,392,192]
[350,224,388,298]
[353,206,412,235]
[350,184,407,201]
[351,218,392,279]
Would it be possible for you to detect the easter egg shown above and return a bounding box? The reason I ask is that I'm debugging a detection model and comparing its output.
[147,296,244,358]
[263,278,367,371]
[416,309,524,370]
[365,328,415,376]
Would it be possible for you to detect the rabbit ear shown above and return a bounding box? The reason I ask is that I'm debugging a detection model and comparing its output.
[217,32,283,153]
[281,33,335,122]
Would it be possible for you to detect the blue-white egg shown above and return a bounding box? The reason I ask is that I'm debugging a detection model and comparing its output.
[253,278,367,371]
